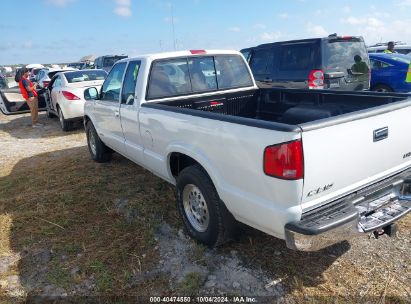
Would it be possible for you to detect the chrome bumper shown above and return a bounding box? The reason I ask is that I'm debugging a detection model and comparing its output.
[285,172,411,251]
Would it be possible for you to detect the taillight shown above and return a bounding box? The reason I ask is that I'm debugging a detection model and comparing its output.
[62,91,80,100]
[43,81,50,87]
[308,69,324,89]
[264,140,304,180]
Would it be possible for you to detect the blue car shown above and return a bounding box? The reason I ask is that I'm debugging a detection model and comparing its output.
[369,53,411,92]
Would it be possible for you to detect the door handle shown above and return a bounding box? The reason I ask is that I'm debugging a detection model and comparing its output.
[262,78,272,83]
[373,127,388,142]
[114,110,120,118]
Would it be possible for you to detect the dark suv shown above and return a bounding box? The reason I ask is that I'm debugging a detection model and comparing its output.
[241,35,370,91]
[94,55,128,73]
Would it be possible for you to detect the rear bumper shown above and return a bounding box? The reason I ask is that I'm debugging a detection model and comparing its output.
[60,100,85,119]
[285,169,411,251]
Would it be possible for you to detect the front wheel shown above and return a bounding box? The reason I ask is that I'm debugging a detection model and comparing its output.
[86,121,112,163]
[176,165,237,247]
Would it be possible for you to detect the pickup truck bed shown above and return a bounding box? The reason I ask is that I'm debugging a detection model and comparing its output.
[144,88,408,126]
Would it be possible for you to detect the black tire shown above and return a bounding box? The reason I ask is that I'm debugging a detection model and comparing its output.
[86,121,112,163]
[176,164,237,247]
[58,106,72,131]
[372,84,393,93]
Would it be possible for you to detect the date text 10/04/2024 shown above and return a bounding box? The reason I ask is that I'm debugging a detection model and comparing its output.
[149,296,258,303]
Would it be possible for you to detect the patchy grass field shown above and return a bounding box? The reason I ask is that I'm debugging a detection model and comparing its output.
[0,112,410,303]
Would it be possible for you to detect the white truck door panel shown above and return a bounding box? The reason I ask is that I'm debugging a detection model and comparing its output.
[301,104,411,211]
[119,60,144,164]
[95,62,128,154]
[93,100,125,153]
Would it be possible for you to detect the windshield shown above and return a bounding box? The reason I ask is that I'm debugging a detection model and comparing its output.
[103,56,127,67]
[64,70,107,83]
[324,40,370,74]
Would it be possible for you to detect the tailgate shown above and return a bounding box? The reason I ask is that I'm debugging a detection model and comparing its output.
[300,103,411,211]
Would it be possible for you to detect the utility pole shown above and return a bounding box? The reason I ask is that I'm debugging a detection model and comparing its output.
[170,3,176,51]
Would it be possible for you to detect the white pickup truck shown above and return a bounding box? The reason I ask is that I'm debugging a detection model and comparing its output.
[83,50,411,251]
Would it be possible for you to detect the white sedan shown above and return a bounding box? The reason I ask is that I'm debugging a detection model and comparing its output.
[44,69,107,131]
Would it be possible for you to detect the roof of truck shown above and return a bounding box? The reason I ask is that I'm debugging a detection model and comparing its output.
[116,50,242,63]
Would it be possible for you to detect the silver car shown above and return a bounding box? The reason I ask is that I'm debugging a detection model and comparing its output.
[36,68,76,89]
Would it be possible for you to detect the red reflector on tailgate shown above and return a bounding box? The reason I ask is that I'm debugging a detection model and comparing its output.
[264,140,304,180]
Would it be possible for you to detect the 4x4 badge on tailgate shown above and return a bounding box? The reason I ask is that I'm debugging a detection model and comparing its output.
[307,183,334,197]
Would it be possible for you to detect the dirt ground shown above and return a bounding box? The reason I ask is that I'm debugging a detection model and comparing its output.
[0,112,410,303]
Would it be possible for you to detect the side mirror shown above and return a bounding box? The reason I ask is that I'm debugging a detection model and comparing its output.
[84,87,99,100]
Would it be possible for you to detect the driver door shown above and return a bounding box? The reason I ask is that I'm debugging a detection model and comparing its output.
[93,61,127,154]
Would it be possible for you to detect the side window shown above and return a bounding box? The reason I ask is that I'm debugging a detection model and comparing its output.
[101,62,127,102]
[371,60,391,69]
[53,77,61,88]
[147,59,190,99]
[249,48,272,74]
[121,60,141,105]
[279,44,314,71]
[214,55,253,89]
[188,57,217,92]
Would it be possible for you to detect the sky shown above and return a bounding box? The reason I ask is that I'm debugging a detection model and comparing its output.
[1,0,411,65]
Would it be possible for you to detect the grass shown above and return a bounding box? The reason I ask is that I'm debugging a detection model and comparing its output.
[0,142,177,296]
[189,243,207,265]
[46,266,72,289]
[178,272,203,295]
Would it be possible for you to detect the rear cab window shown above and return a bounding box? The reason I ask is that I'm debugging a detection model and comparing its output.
[147,54,253,100]
[323,37,370,82]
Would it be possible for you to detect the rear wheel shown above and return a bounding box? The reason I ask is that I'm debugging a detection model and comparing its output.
[176,164,237,247]
[372,84,393,93]
[86,121,112,163]
[58,106,72,131]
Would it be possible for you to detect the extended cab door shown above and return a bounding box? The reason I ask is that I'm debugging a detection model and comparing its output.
[94,62,127,154]
[119,60,144,164]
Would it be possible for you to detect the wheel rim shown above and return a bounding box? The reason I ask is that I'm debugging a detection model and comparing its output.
[182,184,209,232]
[88,128,97,156]
[58,108,64,128]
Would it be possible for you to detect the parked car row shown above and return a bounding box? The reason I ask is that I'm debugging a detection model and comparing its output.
[1,34,410,132]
